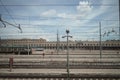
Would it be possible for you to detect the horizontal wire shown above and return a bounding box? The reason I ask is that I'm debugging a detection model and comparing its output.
[0,33,118,36]
[1,14,119,21]
[0,4,118,6]
[0,0,17,25]
[1,14,119,24]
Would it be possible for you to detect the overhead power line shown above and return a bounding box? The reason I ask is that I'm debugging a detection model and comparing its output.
[0,14,119,22]
[0,0,17,25]
[0,4,118,6]
[0,14,22,33]
[1,13,119,21]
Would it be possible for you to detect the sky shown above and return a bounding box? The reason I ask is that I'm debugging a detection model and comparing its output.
[0,0,119,41]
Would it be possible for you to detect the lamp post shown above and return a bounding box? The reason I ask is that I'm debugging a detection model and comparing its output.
[62,29,72,80]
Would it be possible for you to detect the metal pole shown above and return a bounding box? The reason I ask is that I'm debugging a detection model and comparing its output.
[118,0,120,40]
[0,37,2,47]
[9,57,13,72]
[66,31,69,80]
[27,39,29,55]
[12,39,14,54]
[99,22,102,59]
[57,30,59,54]
[62,29,72,80]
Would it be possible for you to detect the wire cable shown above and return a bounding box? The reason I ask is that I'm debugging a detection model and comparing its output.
[0,4,118,6]
[0,0,17,25]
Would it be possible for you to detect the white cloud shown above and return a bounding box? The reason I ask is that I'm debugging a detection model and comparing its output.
[40,1,93,20]
[57,1,93,19]
[69,0,112,27]
[1,0,118,41]
[77,1,92,16]
[41,9,57,17]
[58,13,76,19]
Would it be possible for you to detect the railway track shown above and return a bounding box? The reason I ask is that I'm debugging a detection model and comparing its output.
[0,77,120,80]
[0,54,120,80]
[0,54,120,69]
[0,73,120,80]
[0,60,120,69]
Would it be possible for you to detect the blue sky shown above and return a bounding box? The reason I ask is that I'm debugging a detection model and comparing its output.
[0,0,119,41]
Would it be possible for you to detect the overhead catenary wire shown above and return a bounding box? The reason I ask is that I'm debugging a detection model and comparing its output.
[0,14,119,22]
[0,15,23,33]
[0,4,118,6]
[0,0,23,33]
[0,1,119,40]
[0,0,17,25]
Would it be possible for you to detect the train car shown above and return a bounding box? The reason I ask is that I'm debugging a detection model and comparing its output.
[31,48,45,55]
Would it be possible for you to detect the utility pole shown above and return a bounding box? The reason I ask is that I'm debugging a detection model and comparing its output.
[99,22,102,59]
[57,30,59,54]
[12,39,14,54]
[27,39,29,55]
[0,37,1,47]
[62,29,72,80]
[118,1,120,58]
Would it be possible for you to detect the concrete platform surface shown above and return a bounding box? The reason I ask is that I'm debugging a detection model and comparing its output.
[0,69,120,74]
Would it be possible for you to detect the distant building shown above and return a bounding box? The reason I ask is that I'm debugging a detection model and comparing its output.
[0,38,120,54]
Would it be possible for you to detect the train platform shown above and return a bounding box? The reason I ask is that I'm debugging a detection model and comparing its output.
[0,69,120,78]
[0,69,120,74]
